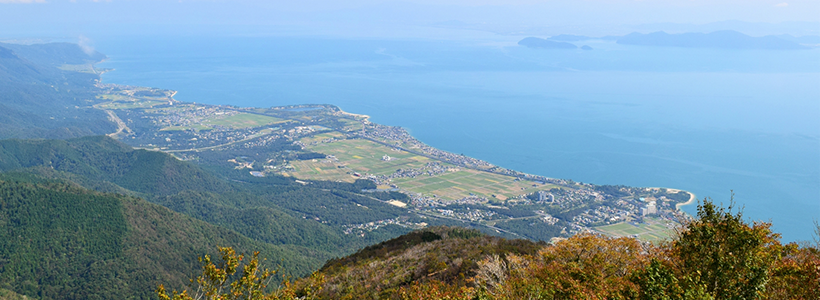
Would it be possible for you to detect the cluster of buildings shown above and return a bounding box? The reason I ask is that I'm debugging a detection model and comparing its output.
[341,217,427,236]
[411,194,487,208]
[434,208,497,221]
[572,206,632,226]
[369,162,453,186]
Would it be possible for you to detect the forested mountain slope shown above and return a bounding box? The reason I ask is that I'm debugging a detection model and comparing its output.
[0,42,113,139]
[0,136,440,298]
[0,175,322,300]
[0,136,416,254]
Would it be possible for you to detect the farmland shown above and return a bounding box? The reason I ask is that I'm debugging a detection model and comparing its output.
[594,217,677,242]
[289,137,558,202]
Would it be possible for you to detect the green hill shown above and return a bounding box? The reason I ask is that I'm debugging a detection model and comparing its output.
[0,136,430,298]
[0,176,322,300]
[0,136,415,254]
[0,136,230,196]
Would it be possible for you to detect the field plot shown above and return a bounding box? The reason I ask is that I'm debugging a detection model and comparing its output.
[300,132,346,145]
[340,119,364,131]
[285,159,356,182]
[205,113,285,129]
[291,138,559,202]
[595,218,675,242]
[309,139,432,176]
[393,169,557,200]
[94,92,173,110]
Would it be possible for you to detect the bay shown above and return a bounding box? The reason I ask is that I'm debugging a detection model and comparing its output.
[95,35,820,241]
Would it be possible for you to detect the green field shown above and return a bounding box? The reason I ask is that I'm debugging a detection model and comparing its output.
[309,139,432,175]
[393,169,557,200]
[205,113,285,129]
[288,138,559,201]
[285,159,356,182]
[595,218,676,242]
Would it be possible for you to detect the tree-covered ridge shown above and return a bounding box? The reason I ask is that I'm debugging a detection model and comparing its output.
[0,136,232,196]
[0,42,114,139]
[0,175,324,300]
[0,136,464,298]
[0,136,426,252]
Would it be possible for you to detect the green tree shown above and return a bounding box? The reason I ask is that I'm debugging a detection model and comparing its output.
[670,196,782,299]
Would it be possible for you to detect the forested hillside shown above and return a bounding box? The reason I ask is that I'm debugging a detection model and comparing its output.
[0,136,421,253]
[0,175,321,300]
[0,42,113,139]
[0,136,438,298]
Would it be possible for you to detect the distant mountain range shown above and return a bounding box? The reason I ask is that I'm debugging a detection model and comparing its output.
[0,42,114,139]
[520,30,818,50]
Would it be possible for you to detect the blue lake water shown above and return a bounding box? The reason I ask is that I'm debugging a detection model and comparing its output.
[95,35,820,242]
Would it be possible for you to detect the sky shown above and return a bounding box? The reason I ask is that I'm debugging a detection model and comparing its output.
[0,0,818,39]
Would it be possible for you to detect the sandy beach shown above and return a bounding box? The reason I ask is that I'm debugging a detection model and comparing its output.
[647,187,697,211]
[669,188,697,211]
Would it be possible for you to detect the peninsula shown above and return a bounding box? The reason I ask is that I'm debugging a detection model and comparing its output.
[94,83,694,242]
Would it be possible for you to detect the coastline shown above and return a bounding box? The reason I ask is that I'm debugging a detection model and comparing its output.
[670,188,697,211]
[338,110,370,121]
[647,187,696,212]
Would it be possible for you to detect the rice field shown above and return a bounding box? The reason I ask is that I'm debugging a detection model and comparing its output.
[288,138,559,201]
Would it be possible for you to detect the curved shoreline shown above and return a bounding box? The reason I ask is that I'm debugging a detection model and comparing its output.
[676,194,697,210]
[647,187,696,212]
[670,189,697,211]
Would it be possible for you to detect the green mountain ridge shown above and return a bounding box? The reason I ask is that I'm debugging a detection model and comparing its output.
[0,135,428,298]
[0,175,321,300]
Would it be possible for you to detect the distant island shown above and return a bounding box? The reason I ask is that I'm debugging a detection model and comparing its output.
[518,37,577,49]
[519,30,817,51]
[617,30,811,49]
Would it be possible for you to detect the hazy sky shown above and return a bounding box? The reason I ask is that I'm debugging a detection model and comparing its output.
[0,0,818,38]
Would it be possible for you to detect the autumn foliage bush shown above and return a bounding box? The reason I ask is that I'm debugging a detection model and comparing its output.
[160,199,819,300]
